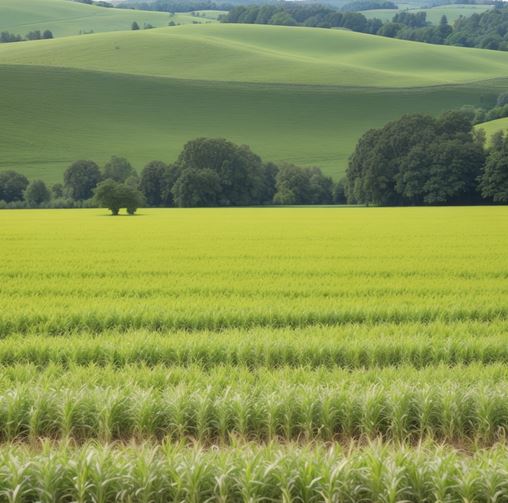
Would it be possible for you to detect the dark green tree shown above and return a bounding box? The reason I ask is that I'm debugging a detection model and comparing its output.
[161,164,180,207]
[420,139,485,204]
[479,131,508,203]
[174,138,267,206]
[269,11,297,26]
[172,168,221,207]
[102,156,137,183]
[333,178,347,204]
[131,21,140,30]
[24,180,51,206]
[51,183,64,198]
[94,179,145,215]
[438,15,452,39]
[0,171,29,202]
[273,164,332,205]
[347,111,485,205]
[307,167,334,204]
[64,160,101,200]
[139,160,168,206]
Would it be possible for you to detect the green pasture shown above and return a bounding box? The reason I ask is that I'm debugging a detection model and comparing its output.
[478,117,508,142]
[0,23,507,182]
[1,24,508,87]
[0,64,502,182]
[0,0,216,38]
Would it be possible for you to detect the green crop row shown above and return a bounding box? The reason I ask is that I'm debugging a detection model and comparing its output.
[1,380,508,443]
[1,441,508,502]
[0,323,506,368]
[1,305,507,336]
[2,362,508,390]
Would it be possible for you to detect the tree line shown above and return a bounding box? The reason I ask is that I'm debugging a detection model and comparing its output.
[118,0,234,12]
[462,92,508,126]
[222,3,508,51]
[345,109,508,205]
[0,30,54,44]
[0,139,342,214]
[341,1,397,11]
[2,121,506,211]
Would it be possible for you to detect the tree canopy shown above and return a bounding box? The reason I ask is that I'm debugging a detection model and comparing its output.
[479,131,508,203]
[172,138,272,207]
[0,171,29,202]
[24,180,51,207]
[64,160,102,200]
[345,110,486,205]
[102,156,137,183]
[94,179,145,215]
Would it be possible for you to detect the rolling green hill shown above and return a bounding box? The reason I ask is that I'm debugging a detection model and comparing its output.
[0,23,506,182]
[361,4,492,24]
[1,64,498,184]
[0,0,215,38]
[1,24,508,87]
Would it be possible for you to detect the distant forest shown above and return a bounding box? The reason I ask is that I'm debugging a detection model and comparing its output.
[223,2,508,50]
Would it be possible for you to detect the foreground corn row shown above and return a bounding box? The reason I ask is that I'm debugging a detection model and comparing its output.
[1,442,508,503]
[2,377,508,443]
[0,208,507,501]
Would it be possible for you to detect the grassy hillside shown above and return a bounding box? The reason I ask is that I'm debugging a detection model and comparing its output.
[477,117,508,142]
[0,64,501,183]
[0,0,215,38]
[1,24,508,87]
[0,24,506,182]
[362,4,492,24]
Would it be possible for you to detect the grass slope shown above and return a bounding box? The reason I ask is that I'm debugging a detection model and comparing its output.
[362,4,492,24]
[0,65,501,183]
[477,117,508,142]
[0,24,507,181]
[0,0,215,38]
[1,24,508,87]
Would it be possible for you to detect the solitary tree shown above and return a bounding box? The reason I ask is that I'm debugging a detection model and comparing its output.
[94,179,144,215]
[64,160,101,200]
[131,21,140,30]
[0,170,29,202]
[24,180,51,206]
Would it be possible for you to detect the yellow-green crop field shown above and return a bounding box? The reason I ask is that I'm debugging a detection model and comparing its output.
[1,207,508,501]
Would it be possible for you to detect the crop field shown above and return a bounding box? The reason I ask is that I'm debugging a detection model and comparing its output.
[0,207,507,499]
[1,21,507,181]
[0,0,215,38]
